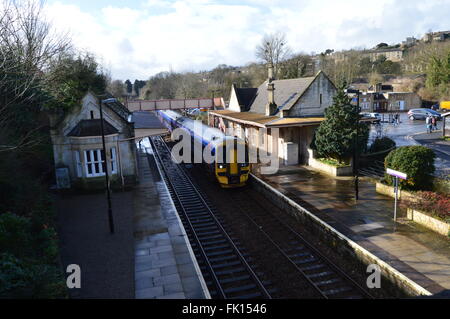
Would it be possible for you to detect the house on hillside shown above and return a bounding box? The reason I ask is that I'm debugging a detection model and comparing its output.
[357,83,421,112]
[363,48,404,62]
[210,67,337,167]
[50,92,137,189]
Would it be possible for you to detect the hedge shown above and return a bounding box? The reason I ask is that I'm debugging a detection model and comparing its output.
[384,146,436,190]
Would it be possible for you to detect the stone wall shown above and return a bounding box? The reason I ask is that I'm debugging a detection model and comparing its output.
[407,208,450,237]
[307,149,353,176]
[250,173,432,297]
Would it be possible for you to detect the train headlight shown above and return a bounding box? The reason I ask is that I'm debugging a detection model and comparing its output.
[218,164,225,169]
[239,163,248,167]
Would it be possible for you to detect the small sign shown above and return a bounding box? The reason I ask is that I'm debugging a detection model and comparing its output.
[56,167,71,189]
[386,168,407,180]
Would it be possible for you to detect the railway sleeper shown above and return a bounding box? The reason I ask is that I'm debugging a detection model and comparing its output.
[206,249,234,257]
[299,263,326,271]
[293,256,317,264]
[190,220,216,226]
[218,275,251,285]
[196,233,222,240]
[183,205,208,211]
[209,255,240,264]
[306,271,334,279]
[189,218,214,225]
[322,286,353,297]
[211,260,242,270]
[313,278,341,287]
[228,292,264,299]
[287,252,310,258]
[194,225,219,232]
[203,243,230,251]
[214,267,246,276]
[202,238,228,246]
[224,284,258,295]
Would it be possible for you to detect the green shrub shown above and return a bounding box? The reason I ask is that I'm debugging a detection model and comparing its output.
[318,158,349,167]
[0,213,32,258]
[0,253,67,299]
[369,137,396,154]
[0,212,66,298]
[311,85,369,161]
[384,146,436,190]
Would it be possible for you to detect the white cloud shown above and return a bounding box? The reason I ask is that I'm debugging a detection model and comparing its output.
[45,0,450,80]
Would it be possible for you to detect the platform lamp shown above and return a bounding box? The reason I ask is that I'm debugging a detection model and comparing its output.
[345,88,361,200]
[100,97,117,234]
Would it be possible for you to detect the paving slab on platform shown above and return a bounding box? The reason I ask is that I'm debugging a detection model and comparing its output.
[257,165,450,295]
[134,141,209,299]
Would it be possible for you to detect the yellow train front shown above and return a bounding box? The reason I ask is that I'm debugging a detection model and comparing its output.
[212,137,250,188]
[158,110,250,188]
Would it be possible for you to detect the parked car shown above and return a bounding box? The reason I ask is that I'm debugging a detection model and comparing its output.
[407,108,442,120]
[369,112,382,121]
[360,112,381,122]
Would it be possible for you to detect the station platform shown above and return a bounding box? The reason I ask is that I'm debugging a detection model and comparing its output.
[256,165,450,296]
[133,140,209,299]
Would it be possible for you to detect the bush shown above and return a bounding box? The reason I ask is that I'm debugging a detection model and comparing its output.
[402,191,450,222]
[0,212,66,298]
[369,137,396,154]
[384,146,436,190]
[0,253,67,299]
[318,158,349,167]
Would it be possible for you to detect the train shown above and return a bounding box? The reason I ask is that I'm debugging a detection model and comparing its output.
[157,110,250,188]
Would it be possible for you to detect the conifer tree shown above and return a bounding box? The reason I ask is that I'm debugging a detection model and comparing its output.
[311,84,369,162]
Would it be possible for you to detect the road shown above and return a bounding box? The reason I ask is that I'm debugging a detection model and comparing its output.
[368,113,449,176]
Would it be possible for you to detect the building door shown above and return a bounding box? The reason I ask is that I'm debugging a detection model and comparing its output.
[399,101,405,111]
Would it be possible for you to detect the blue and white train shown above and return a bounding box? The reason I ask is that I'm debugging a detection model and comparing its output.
[157,110,250,188]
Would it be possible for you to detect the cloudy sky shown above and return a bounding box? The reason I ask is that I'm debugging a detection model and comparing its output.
[45,0,450,80]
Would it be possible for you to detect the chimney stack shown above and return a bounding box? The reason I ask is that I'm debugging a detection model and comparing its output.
[265,62,277,116]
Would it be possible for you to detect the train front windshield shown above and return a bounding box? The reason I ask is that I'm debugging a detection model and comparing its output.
[216,142,249,166]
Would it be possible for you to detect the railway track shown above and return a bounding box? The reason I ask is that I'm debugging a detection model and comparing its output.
[183,164,374,299]
[222,188,374,299]
[149,136,272,299]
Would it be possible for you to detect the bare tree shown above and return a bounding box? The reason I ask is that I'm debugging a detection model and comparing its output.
[0,0,71,152]
[255,32,291,79]
[108,79,125,98]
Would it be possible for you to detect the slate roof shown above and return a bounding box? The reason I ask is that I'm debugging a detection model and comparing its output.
[67,119,119,137]
[248,74,317,115]
[131,111,166,129]
[99,92,131,122]
[234,87,258,111]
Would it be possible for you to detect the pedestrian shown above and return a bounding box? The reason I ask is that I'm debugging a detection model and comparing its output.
[431,116,437,131]
[375,122,382,137]
[396,113,400,126]
[426,115,432,133]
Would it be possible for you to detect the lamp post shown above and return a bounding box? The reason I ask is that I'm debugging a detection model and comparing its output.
[346,88,361,200]
[100,98,117,234]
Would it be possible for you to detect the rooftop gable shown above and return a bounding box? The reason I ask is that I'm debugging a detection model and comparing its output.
[234,86,258,111]
[67,119,118,137]
[248,71,330,115]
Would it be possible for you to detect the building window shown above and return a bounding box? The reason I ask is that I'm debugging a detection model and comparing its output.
[110,147,117,174]
[90,111,94,119]
[84,149,106,177]
[319,93,322,105]
[82,148,118,178]
[74,151,83,177]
